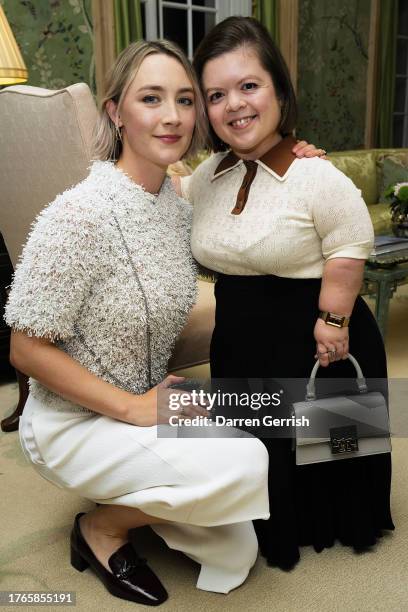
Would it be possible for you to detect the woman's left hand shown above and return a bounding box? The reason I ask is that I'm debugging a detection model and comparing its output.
[313,318,349,367]
[292,140,327,159]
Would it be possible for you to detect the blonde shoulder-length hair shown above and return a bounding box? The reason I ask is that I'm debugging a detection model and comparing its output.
[93,39,208,162]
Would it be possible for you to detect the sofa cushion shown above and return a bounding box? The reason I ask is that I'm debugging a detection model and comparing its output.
[376,149,408,199]
[367,203,392,235]
[378,157,408,203]
[327,150,378,206]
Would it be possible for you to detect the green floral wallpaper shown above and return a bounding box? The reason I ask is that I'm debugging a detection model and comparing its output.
[1,0,94,91]
[297,0,371,152]
[2,0,371,151]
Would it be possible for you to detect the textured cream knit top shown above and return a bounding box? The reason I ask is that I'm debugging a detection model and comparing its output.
[181,137,374,278]
[5,161,197,413]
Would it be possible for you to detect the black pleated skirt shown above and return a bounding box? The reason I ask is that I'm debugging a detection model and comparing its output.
[210,274,394,570]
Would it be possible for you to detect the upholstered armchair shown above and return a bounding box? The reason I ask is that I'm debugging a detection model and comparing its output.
[0,83,214,432]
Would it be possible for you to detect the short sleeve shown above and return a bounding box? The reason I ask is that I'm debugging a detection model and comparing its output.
[4,198,101,341]
[312,162,374,261]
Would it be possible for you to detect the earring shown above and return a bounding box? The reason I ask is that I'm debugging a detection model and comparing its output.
[115,122,123,143]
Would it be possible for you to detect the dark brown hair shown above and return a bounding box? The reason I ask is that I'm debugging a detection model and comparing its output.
[193,16,297,152]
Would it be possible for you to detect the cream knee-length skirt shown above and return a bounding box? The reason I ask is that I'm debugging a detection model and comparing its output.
[19,394,270,594]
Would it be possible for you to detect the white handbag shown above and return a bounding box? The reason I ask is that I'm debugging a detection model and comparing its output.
[292,354,391,466]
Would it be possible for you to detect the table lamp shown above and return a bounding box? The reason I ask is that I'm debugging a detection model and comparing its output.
[0,5,27,85]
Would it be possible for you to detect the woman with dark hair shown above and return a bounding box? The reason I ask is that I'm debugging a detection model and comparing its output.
[178,16,394,570]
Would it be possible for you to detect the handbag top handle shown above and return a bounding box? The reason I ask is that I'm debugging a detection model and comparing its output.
[306,353,368,401]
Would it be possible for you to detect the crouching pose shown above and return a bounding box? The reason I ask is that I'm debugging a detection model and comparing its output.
[6,40,271,604]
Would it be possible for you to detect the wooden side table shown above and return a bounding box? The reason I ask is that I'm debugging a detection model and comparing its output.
[362,248,408,338]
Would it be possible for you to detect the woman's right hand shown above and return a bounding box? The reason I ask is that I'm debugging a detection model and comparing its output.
[132,375,210,426]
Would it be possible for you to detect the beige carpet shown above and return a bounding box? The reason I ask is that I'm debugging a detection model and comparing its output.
[1,289,407,612]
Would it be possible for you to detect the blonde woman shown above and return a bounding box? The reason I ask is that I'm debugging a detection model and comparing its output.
[6,40,273,604]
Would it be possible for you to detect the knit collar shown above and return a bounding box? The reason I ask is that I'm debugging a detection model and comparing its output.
[89,160,171,203]
[212,135,298,183]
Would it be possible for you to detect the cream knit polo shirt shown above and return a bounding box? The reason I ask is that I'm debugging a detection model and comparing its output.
[181,136,374,278]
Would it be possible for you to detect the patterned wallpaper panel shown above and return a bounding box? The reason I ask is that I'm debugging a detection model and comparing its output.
[2,0,370,151]
[1,0,94,92]
[297,0,371,152]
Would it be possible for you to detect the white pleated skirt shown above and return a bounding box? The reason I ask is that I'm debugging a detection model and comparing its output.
[19,395,270,593]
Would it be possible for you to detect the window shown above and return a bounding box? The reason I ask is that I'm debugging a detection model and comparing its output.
[394,0,408,146]
[140,0,251,59]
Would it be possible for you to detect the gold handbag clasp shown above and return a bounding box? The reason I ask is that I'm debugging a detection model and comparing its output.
[330,426,359,455]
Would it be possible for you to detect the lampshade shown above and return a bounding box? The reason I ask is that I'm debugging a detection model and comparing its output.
[0,5,28,85]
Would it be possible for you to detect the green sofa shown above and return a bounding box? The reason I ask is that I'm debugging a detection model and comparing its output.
[327,148,408,234]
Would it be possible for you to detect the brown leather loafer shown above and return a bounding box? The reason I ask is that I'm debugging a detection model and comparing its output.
[70,513,168,605]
